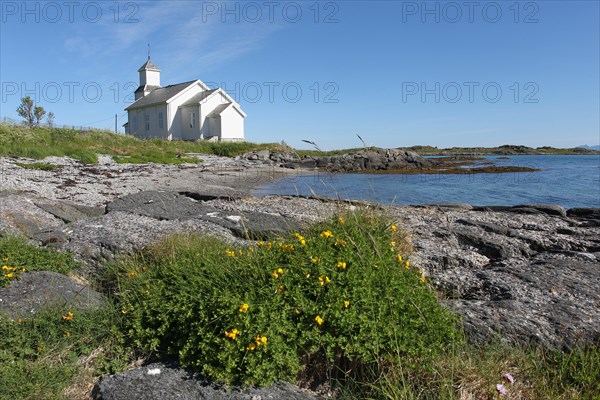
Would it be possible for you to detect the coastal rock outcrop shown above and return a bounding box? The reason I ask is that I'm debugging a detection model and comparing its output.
[242,148,435,172]
[393,204,600,350]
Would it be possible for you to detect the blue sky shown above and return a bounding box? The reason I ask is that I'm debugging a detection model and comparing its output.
[1,0,598,149]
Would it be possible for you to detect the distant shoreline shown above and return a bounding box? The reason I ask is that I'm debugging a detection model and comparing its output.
[401,145,600,156]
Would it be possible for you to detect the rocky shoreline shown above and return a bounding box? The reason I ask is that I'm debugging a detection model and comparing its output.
[1,155,598,399]
[240,148,539,174]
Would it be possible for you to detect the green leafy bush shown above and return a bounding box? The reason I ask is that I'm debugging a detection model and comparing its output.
[114,212,460,386]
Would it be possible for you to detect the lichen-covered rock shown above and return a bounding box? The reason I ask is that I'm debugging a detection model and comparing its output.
[92,363,321,400]
[0,271,106,318]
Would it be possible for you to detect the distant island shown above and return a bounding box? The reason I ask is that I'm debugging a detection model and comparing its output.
[401,144,600,156]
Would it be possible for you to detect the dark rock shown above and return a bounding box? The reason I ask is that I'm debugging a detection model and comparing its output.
[93,362,321,400]
[282,160,317,169]
[0,271,106,318]
[513,204,567,217]
[566,208,600,218]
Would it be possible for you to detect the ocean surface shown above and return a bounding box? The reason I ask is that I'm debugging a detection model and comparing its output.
[254,155,600,209]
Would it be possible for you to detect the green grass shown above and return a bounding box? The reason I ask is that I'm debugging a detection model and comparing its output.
[0,306,131,400]
[0,236,80,287]
[14,162,62,171]
[0,124,278,164]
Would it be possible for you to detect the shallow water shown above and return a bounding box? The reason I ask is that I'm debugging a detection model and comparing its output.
[254,155,600,209]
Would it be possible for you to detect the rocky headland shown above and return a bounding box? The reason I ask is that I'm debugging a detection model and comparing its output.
[1,153,598,399]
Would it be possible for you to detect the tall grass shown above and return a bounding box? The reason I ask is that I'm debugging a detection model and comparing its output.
[0,124,278,164]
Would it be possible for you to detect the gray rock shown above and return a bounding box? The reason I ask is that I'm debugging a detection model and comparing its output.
[34,199,105,223]
[0,194,66,241]
[0,271,106,318]
[393,205,600,349]
[93,362,320,400]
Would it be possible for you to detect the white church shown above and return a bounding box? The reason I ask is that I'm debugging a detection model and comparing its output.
[124,55,246,141]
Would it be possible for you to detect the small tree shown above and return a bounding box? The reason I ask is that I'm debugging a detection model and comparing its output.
[47,112,55,128]
[16,96,46,128]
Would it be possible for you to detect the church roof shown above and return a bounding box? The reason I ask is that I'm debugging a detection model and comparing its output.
[207,103,231,117]
[182,89,218,105]
[125,80,197,110]
[138,59,160,72]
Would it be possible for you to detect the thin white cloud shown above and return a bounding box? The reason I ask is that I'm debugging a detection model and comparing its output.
[64,1,282,74]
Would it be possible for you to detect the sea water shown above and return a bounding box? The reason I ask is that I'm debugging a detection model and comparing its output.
[254,155,600,209]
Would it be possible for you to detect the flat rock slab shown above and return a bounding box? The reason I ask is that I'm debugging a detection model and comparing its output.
[0,194,65,241]
[0,271,106,318]
[93,363,320,400]
[105,191,304,240]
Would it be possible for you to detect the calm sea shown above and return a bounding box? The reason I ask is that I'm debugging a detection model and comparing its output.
[254,155,600,209]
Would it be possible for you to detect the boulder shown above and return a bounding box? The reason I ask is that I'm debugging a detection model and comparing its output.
[0,271,106,318]
[92,362,321,400]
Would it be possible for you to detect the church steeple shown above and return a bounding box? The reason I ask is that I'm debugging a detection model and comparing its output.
[135,46,161,100]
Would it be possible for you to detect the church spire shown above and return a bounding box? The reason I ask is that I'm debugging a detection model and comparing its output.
[135,49,161,100]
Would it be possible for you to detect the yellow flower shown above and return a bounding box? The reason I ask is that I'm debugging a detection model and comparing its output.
[66,331,71,337]
[316,276,332,285]
[404,261,410,269]
[238,249,243,256]
[337,261,347,269]
[391,225,397,232]
[256,241,265,247]
[225,249,236,257]
[343,300,350,308]
[17,318,24,324]
[320,230,333,238]
[293,233,307,246]
[315,315,324,325]
[277,285,284,293]
[338,216,345,224]
[335,239,347,247]
[246,343,256,351]
[62,311,74,322]
[254,335,268,346]
[5,273,14,279]
[2,257,8,262]
[420,274,426,283]
[239,303,249,312]
[396,254,403,263]
[311,256,320,264]
[225,328,240,340]
[272,268,283,279]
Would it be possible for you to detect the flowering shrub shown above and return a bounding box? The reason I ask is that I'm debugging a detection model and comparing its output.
[115,212,460,386]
